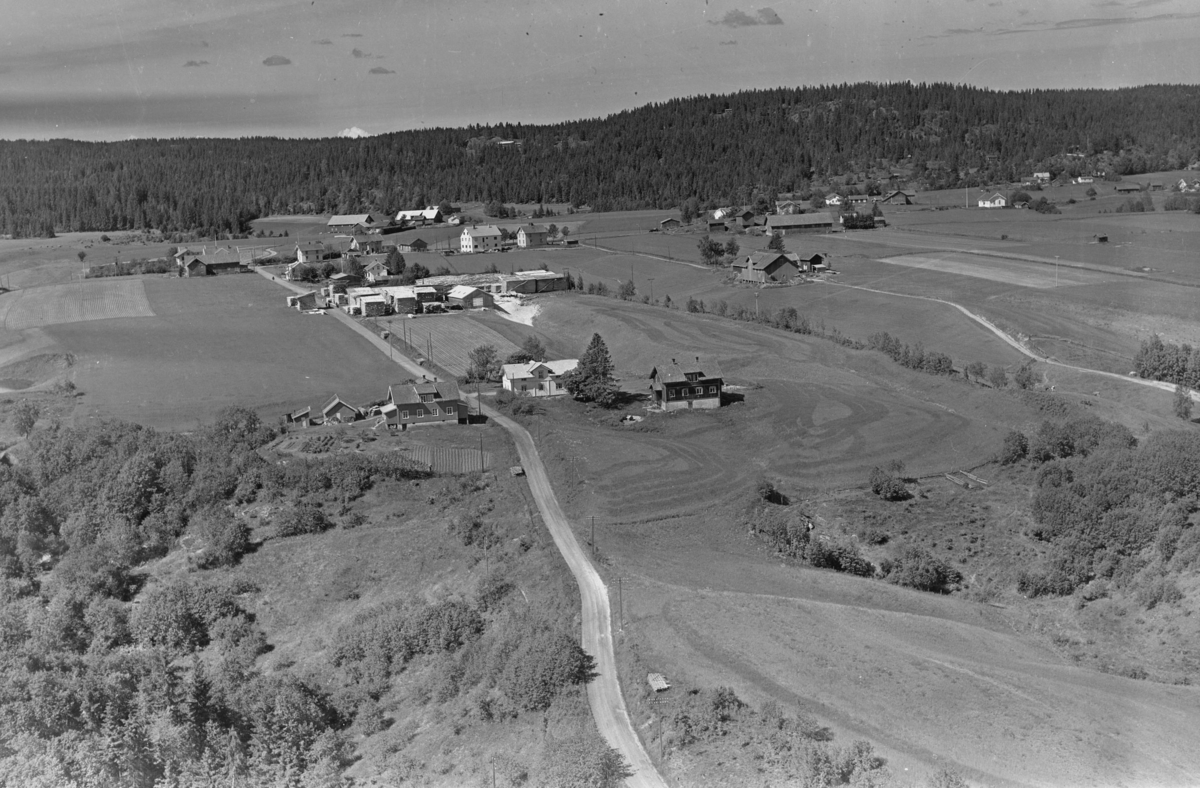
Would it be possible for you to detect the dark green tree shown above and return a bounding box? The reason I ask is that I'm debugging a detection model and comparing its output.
[766,231,785,252]
[1174,383,1193,421]
[563,333,619,407]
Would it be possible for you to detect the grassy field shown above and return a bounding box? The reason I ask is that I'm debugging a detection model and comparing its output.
[44,275,404,429]
[502,296,1200,786]
[0,277,155,330]
[375,312,521,378]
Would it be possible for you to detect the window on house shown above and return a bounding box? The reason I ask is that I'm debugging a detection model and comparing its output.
[430,407,439,416]
[401,410,409,419]
[667,390,674,399]
[446,406,454,414]
[708,386,717,394]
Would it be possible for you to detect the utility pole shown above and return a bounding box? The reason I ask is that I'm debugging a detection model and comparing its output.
[1055,255,1060,288]
[647,277,655,302]
[755,290,760,319]
[591,516,595,557]
[618,577,623,630]
[479,432,485,474]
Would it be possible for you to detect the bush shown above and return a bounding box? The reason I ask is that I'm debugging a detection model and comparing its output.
[884,546,962,592]
[999,430,1029,464]
[274,504,332,538]
[189,509,251,568]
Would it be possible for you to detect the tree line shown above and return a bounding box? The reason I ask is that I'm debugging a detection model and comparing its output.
[5,82,1200,237]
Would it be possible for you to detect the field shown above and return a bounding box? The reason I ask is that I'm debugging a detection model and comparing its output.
[508,296,1200,786]
[40,275,405,429]
[0,278,155,329]
[376,312,521,377]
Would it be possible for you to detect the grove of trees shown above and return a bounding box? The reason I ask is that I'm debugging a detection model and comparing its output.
[6,82,1200,237]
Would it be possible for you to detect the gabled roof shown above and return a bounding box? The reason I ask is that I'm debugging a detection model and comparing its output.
[388,379,461,405]
[767,214,833,228]
[502,359,579,380]
[463,225,504,238]
[328,214,374,226]
[321,395,359,417]
[396,208,441,221]
[650,357,723,383]
[732,251,800,271]
[517,224,548,236]
[448,284,486,300]
[295,241,324,253]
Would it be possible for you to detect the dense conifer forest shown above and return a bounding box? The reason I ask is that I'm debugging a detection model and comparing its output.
[3,82,1200,238]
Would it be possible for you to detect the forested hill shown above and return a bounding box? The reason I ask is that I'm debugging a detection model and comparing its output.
[4,82,1200,237]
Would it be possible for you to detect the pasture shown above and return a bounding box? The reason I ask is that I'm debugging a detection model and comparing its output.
[45,275,404,429]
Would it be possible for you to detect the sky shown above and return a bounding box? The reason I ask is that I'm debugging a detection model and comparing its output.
[2,0,1199,140]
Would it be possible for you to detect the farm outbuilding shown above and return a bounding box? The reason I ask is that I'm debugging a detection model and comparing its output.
[447,285,494,309]
[356,294,389,317]
[396,238,427,252]
[321,395,361,423]
[395,207,442,225]
[650,357,723,411]
[416,270,569,295]
[659,217,681,230]
[766,214,834,234]
[285,406,311,427]
[327,214,376,234]
[286,291,323,311]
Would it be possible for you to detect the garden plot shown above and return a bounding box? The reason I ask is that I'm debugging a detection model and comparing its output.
[380,314,520,377]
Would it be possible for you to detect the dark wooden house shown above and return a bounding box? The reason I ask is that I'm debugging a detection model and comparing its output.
[650,357,723,411]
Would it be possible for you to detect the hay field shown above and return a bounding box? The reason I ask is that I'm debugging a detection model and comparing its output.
[876,252,1124,290]
[47,275,403,429]
[0,278,155,330]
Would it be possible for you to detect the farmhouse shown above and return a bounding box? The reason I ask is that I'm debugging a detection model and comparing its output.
[1033,171,1051,183]
[1075,176,1095,184]
[327,214,375,234]
[1115,184,1142,194]
[501,359,579,397]
[516,224,549,248]
[775,200,802,214]
[363,258,392,285]
[766,214,834,234]
[460,225,504,253]
[977,193,1007,209]
[846,195,870,206]
[396,207,442,225]
[385,380,466,428]
[731,251,802,284]
[396,238,428,252]
[825,194,843,207]
[659,217,681,230]
[295,241,325,264]
[880,190,915,205]
[650,357,723,411]
[321,395,361,424]
[174,247,243,276]
[350,235,384,253]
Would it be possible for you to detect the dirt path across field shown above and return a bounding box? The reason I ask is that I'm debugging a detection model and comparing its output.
[820,279,1199,402]
[254,266,666,787]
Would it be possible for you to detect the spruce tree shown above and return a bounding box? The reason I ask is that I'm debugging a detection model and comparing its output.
[563,333,619,407]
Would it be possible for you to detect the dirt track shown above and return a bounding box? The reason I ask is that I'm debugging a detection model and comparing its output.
[255,268,666,787]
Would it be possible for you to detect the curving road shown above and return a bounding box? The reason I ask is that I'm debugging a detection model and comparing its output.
[255,268,667,787]
[821,279,1199,402]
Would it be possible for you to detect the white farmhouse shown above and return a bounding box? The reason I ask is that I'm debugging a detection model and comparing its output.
[501,359,579,397]
[977,192,1007,209]
[460,225,504,253]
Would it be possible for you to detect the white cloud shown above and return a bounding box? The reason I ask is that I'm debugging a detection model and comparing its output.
[338,126,371,138]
